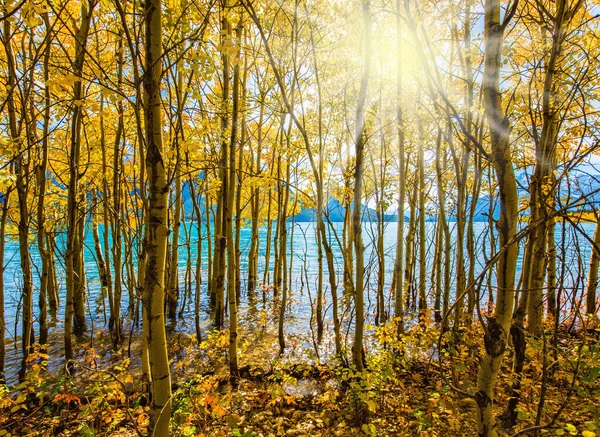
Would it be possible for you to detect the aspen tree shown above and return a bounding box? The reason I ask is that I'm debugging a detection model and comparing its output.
[417,117,427,322]
[2,16,35,371]
[0,191,10,382]
[37,12,53,346]
[244,0,344,356]
[434,129,451,328]
[475,0,519,434]
[227,8,243,378]
[505,2,583,421]
[64,0,96,362]
[91,191,109,326]
[166,0,193,319]
[306,3,341,349]
[393,0,405,335]
[212,0,231,330]
[112,33,125,340]
[143,0,172,431]
[98,96,115,337]
[463,4,482,318]
[405,176,418,309]
[278,0,299,353]
[188,172,203,343]
[372,95,387,327]
[167,82,183,321]
[247,89,266,293]
[527,0,581,336]
[586,210,600,316]
[352,0,372,372]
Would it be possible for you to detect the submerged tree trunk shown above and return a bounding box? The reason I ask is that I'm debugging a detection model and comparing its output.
[227,11,243,379]
[278,160,290,355]
[64,0,96,362]
[417,123,427,323]
[167,151,182,320]
[435,130,451,328]
[586,211,600,316]
[188,175,203,343]
[405,175,418,310]
[2,18,35,371]
[37,13,53,346]
[527,0,574,337]
[263,188,274,292]
[212,0,231,330]
[111,38,125,342]
[98,96,115,338]
[47,234,59,315]
[248,90,265,294]
[0,191,11,382]
[393,0,405,336]
[92,192,110,326]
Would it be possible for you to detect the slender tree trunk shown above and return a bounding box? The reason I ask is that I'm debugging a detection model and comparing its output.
[92,192,110,319]
[47,234,59,315]
[112,35,125,342]
[273,152,283,298]
[189,176,203,343]
[144,0,172,431]
[263,190,273,292]
[213,0,231,330]
[74,190,87,335]
[343,193,355,303]
[0,191,11,382]
[248,90,265,293]
[546,210,557,318]
[434,130,450,326]
[278,160,290,355]
[63,0,96,361]
[475,1,518,434]
[2,18,35,371]
[418,124,427,323]
[372,108,386,326]
[465,7,480,318]
[527,0,572,336]
[586,212,600,316]
[167,153,182,319]
[99,96,115,335]
[393,0,405,334]
[37,13,53,346]
[305,10,330,344]
[352,0,371,372]
[405,175,418,310]
[206,183,213,301]
[226,10,242,378]
[235,45,248,302]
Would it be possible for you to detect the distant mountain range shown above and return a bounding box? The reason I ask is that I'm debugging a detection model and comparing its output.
[176,165,600,223]
[292,197,400,222]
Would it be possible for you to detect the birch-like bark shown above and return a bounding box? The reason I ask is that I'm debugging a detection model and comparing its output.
[475,1,519,435]
[144,0,172,431]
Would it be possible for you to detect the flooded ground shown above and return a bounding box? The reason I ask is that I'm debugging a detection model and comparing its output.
[1,221,595,383]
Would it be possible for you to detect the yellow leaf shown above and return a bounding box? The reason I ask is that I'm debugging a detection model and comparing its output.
[582,431,595,437]
[212,405,226,417]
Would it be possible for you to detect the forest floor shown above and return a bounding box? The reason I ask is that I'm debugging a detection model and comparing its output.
[1,316,599,437]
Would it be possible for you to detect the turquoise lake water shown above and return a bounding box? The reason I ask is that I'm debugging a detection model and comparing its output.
[0,220,596,382]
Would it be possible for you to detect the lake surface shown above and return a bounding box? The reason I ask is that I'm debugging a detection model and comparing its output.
[1,219,596,383]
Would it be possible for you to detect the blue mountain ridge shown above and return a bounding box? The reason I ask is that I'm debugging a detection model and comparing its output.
[172,165,600,222]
